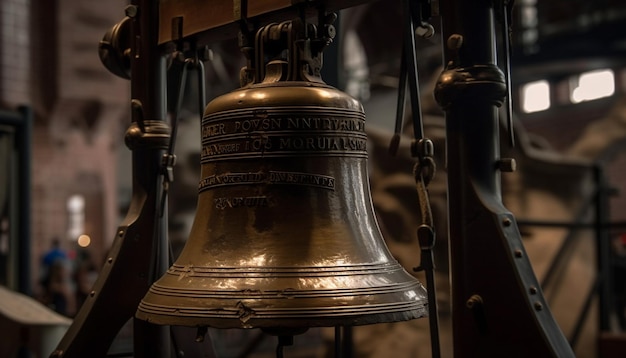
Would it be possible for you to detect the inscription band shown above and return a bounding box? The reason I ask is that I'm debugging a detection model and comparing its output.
[199,171,336,192]
[201,107,367,161]
[201,133,367,161]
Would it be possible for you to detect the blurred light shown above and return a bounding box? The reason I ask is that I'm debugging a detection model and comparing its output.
[67,194,86,240]
[521,80,550,113]
[77,234,91,248]
[571,69,615,103]
[67,194,85,212]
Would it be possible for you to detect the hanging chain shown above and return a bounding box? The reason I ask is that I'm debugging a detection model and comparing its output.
[411,137,440,358]
[390,1,441,357]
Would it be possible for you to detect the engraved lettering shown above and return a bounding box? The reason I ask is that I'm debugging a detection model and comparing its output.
[250,137,272,151]
[199,172,266,190]
[214,196,269,209]
[277,136,367,152]
[287,117,299,129]
[284,117,364,132]
[234,118,282,132]
[202,123,226,138]
[201,109,368,160]
[199,171,335,191]
[202,143,242,156]
[269,171,335,189]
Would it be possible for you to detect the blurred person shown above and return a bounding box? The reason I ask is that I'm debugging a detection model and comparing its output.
[41,259,76,316]
[41,238,68,275]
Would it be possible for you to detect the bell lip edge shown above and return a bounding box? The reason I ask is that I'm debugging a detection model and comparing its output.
[134,306,429,329]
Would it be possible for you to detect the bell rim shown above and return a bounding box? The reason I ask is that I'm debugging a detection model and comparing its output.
[136,299,428,329]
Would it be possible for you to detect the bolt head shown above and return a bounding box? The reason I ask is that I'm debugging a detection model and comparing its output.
[447,34,463,50]
[498,158,517,172]
[124,5,138,18]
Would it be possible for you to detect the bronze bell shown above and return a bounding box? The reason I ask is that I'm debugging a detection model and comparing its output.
[136,18,427,330]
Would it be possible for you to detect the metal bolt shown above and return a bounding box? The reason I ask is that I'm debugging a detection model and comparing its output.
[529,286,538,295]
[502,217,512,227]
[416,24,435,39]
[196,326,208,342]
[447,34,464,50]
[325,12,338,25]
[125,5,138,18]
[514,249,523,258]
[198,46,213,62]
[173,51,185,63]
[90,290,96,297]
[107,257,113,264]
[325,24,337,40]
[497,158,517,172]
[466,294,483,309]
[534,302,543,311]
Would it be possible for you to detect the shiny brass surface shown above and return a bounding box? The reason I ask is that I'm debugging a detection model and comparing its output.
[137,18,427,330]
[137,80,428,328]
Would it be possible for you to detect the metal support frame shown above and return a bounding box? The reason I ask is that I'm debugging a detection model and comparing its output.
[49,0,587,356]
[435,0,575,356]
[0,106,32,295]
[515,163,621,349]
[594,164,614,332]
[51,0,171,356]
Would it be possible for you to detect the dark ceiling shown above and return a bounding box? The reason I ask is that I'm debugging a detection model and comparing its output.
[352,0,626,85]
[512,0,626,79]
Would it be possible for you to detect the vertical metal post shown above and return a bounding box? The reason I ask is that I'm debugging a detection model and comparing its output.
[435,0,575,356]
[128,0,170,357]
[321,12,341,89]
[594,164,613,331]
[50,0,171,356]
[17,106,32,296]
[0,107,32,295]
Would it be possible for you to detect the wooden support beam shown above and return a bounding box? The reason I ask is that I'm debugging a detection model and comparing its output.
[159,0,376,45]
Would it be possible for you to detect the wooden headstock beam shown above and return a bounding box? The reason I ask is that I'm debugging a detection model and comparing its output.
[159,0,376,45]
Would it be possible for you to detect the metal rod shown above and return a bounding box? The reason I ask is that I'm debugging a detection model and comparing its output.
[130,0,170,355]
[389,34,408,156]
[539,194,596,290]
[0,106,32,296]
[594,164,613,331]
[568,276,599,348]
[334,326,342,358]
[402,0,424,141]
[16,106,32,296]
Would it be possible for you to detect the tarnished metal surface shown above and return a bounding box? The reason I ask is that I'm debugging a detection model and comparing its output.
[137,79,428,328]
[138,18,427,329]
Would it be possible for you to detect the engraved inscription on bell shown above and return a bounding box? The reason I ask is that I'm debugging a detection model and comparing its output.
[200,108,368,161]
[199,171,336,192]
[201,116,366,140]
[214,196,269,209]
